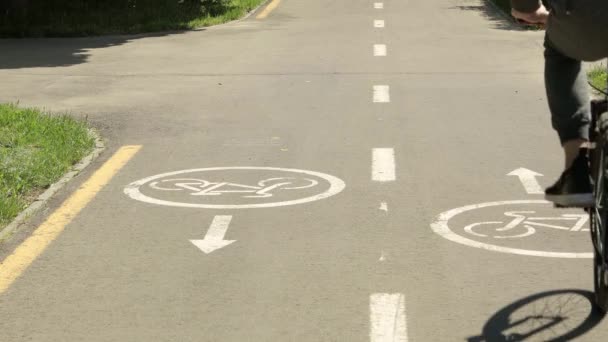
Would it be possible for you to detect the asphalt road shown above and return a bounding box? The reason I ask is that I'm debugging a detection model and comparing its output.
[1,0,607,341]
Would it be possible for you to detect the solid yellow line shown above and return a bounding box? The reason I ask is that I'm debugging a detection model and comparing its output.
[256,0,282,19]
[0,145,142,294]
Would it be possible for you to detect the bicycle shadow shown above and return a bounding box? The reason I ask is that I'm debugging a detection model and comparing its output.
[468,289,605,341]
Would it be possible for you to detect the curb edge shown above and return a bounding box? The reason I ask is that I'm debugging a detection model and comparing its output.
[0,128,106,242]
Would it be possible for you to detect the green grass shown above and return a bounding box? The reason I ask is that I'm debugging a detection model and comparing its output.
[189,0,267,27]
[0,104,94,228]
[589,65,608,94]
[0,0,268,37]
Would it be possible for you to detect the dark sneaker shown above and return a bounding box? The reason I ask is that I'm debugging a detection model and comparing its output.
[545,149,594,208]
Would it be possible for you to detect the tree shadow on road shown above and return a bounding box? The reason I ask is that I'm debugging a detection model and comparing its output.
[449,2,529,32]
[0,30,192,70]
[468,289,605,341]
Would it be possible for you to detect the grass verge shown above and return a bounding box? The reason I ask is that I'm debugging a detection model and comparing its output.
[189,0,269,27]
[588,65,608,95]
[0,0,268,37]
[0,103,94,229]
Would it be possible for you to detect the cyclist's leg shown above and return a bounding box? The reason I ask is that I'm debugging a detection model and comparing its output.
[544,35,591,169]
[543,35,593,206]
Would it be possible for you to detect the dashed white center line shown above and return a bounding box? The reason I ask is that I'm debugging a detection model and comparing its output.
[373,85,390,103]
[374,20,385,28]
[374,44,387,57]
[374,2,384,9]
[378,251,387,261]
[372,148,396,182]
[370,293,408,342]
[379,202,388,211]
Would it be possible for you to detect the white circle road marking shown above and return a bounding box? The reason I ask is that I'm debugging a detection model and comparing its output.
[430,200,593,258]
[124,167,346,209]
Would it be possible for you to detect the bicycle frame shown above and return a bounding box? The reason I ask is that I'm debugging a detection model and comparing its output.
[587,61,608,312]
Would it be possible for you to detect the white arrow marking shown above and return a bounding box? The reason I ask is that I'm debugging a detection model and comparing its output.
[507,168,544,194]
[370,293,408,342]
[190,215,235,254]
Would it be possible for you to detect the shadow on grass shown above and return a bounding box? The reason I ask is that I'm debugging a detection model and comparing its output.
[468,289,605,341]
[0,30,194,70]
[449,1,527,32]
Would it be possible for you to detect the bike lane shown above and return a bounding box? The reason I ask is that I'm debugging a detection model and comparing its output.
[375,2,608,338]
[0,1,420,339]
[378,75,603,341]
[1,0,607,341]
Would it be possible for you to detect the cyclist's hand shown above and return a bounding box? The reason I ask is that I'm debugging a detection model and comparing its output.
[511,5,549,25]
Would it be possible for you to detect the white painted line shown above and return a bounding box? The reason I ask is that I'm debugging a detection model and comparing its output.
[190,215,236,254]
[372,148,396,182]
[379,202,388,212]
[374,2,384,9]
[373,85,390,103]
[564,214,589,232]
[379,251,387,261]
[374,20,385,28]
[507,168,544,194]
[370,293,408,342]
[374,44,387,57]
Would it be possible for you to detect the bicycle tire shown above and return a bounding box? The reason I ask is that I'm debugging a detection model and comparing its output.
[591,111,608,313]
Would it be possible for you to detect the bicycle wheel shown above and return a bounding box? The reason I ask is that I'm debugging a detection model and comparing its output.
[591,112,608,313]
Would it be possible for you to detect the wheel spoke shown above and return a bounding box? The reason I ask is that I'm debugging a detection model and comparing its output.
[593,131,608,312]
[594,148,607,257]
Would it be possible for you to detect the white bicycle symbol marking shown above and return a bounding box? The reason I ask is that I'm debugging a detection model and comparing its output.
[430,200,594,258]
[124,167,346,209]
[464,211,589,239]
[148,177,319,198]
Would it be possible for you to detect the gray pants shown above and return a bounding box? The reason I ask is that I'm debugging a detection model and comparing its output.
[544,35,591,144]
